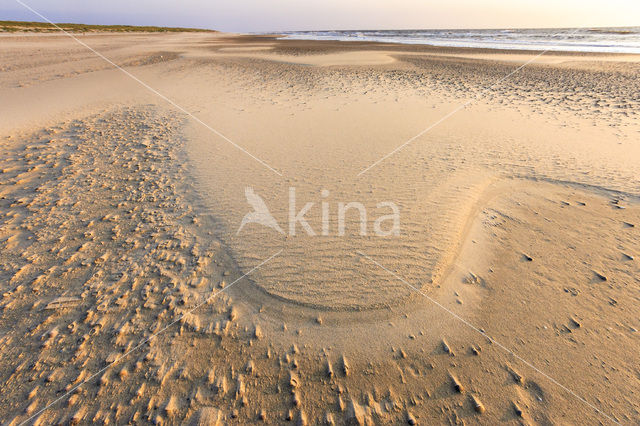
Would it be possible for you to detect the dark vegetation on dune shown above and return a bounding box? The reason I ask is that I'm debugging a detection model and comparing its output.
[0,20,214,33]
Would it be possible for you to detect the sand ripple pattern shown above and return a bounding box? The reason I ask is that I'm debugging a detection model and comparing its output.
[188,151,494,310]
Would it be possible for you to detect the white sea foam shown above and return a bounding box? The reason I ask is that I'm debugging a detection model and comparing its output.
[274,27,640,54]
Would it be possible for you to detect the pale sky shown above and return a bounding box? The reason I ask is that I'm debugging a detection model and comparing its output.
[2,0,639,32]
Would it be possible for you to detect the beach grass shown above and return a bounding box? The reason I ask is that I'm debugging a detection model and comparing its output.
[0,20,214,33]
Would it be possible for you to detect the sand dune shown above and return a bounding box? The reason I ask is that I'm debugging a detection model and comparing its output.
[0,32,638,424]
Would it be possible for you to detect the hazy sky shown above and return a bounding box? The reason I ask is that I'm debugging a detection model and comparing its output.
[2,0,639,32]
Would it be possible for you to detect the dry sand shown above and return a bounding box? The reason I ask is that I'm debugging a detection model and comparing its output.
[0,32,639,425]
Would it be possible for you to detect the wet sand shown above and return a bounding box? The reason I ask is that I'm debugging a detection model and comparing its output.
[0,32,639,424]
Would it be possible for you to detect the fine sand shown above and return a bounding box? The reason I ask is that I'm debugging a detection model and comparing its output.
[0,32,639,425]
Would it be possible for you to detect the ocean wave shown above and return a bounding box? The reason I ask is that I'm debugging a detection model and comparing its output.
[274,27,640,54]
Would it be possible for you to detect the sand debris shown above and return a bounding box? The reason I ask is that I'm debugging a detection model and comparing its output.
[253,325,264,339]
[326,359,334,377]
[289,371,300,389]
[507,365,524,384]
[592,270,607,281]
[296,410,308,426]
[293,391,302,407]
[214,375,228,395]
[449,372,465,393]
[43,296,81,310]
[471,394,485,413]
[70,406,88,425]
[235,375,246,399]
[188,407,222,426]
[569,317,582,328]
[228,306,239,321]
[164,395,180,416]
[345,398,367,425]
[512,401,524,417]
[341,355,350,376]
[324,412,335,425]
[441,339,455,356]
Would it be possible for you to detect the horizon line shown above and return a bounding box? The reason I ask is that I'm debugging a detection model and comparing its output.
[3,19,640,34]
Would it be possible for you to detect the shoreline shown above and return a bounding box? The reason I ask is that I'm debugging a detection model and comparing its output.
[254,32,640,57]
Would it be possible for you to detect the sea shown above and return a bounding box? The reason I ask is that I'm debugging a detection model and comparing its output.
[276,27,640,54]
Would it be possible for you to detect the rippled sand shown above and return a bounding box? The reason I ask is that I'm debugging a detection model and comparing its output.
[1,32,639,424]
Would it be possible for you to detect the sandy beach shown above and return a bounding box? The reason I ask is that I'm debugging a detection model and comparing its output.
[1,31,639,424]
